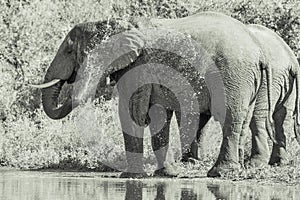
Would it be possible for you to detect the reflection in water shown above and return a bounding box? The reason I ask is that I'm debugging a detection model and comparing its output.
[155,183,166,200]
[181,188,197,200]
[125,181,143,200]
[0,170,299,200]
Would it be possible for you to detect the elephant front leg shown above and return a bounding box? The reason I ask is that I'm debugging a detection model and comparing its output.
[149,107,177,177]
[118,99,147,178]
[120,130,147,178]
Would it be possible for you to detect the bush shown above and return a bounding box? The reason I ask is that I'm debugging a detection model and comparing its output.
[229,0,300,53]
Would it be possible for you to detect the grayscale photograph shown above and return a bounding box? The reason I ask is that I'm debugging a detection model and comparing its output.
[0,0,300,199]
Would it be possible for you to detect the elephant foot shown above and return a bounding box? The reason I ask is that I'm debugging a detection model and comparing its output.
[153,167,178,178]
[119,172,148,179]
[269,155,288,166]
[181,152,200,164]
[269,147,287,166]
[181,157,200,165]
[238,148,245,168]
[245,157,269,169]
[207,163,240,178]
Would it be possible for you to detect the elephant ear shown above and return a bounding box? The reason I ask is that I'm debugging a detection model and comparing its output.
[72,27,145,103]
[107,28,145,73]
[68,23,99,64]
[69,22,100,42]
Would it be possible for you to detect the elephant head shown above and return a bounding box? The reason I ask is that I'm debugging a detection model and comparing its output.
[31,19,145,119]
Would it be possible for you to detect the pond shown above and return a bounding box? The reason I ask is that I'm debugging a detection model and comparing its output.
[0,170,299,200]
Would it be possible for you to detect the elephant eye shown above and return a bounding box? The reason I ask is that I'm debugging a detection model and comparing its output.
[66,37,74,54]
[67,48,73,54]
[66,46,73,54]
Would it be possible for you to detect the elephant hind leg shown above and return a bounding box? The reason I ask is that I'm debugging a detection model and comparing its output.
[246,75,271,168]
[269,106,291,165]
[178,113,211,162]
[239,124,250,168]
[239,103,255,167]
[208,107,247,177]
[247,115,270,167]
[174,111,201,163]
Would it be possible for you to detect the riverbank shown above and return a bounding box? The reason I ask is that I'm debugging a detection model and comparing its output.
[0,170,299,200]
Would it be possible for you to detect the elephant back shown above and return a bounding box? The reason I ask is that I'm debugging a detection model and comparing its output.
[248,24,299,74]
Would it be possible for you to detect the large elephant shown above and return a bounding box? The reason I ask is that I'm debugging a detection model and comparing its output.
[238,24,300,167]
[187,24,300,168]
[31,12,276,178]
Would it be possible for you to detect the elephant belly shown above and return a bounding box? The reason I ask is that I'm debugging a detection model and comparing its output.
[150,84,180,111]
[150,83,211,115]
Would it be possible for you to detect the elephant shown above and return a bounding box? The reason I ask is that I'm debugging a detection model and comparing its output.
[187,24,300,168]
[31,11,278,178]
[134,24,300,170]
[238,24,300,167]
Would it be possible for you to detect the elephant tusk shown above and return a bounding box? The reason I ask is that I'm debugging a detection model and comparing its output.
[106,77,110,85]
[28,79,61,89]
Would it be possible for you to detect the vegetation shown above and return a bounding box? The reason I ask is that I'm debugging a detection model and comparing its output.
[0,0,300,183]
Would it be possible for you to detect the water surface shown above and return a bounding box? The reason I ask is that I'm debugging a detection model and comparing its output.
[0,170,299,200]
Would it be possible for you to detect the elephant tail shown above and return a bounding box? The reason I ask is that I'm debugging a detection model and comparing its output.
[263,64,276,144]
[294,73,300,144]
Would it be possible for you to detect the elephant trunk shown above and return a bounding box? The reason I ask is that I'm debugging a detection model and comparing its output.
[41,80,74,119]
